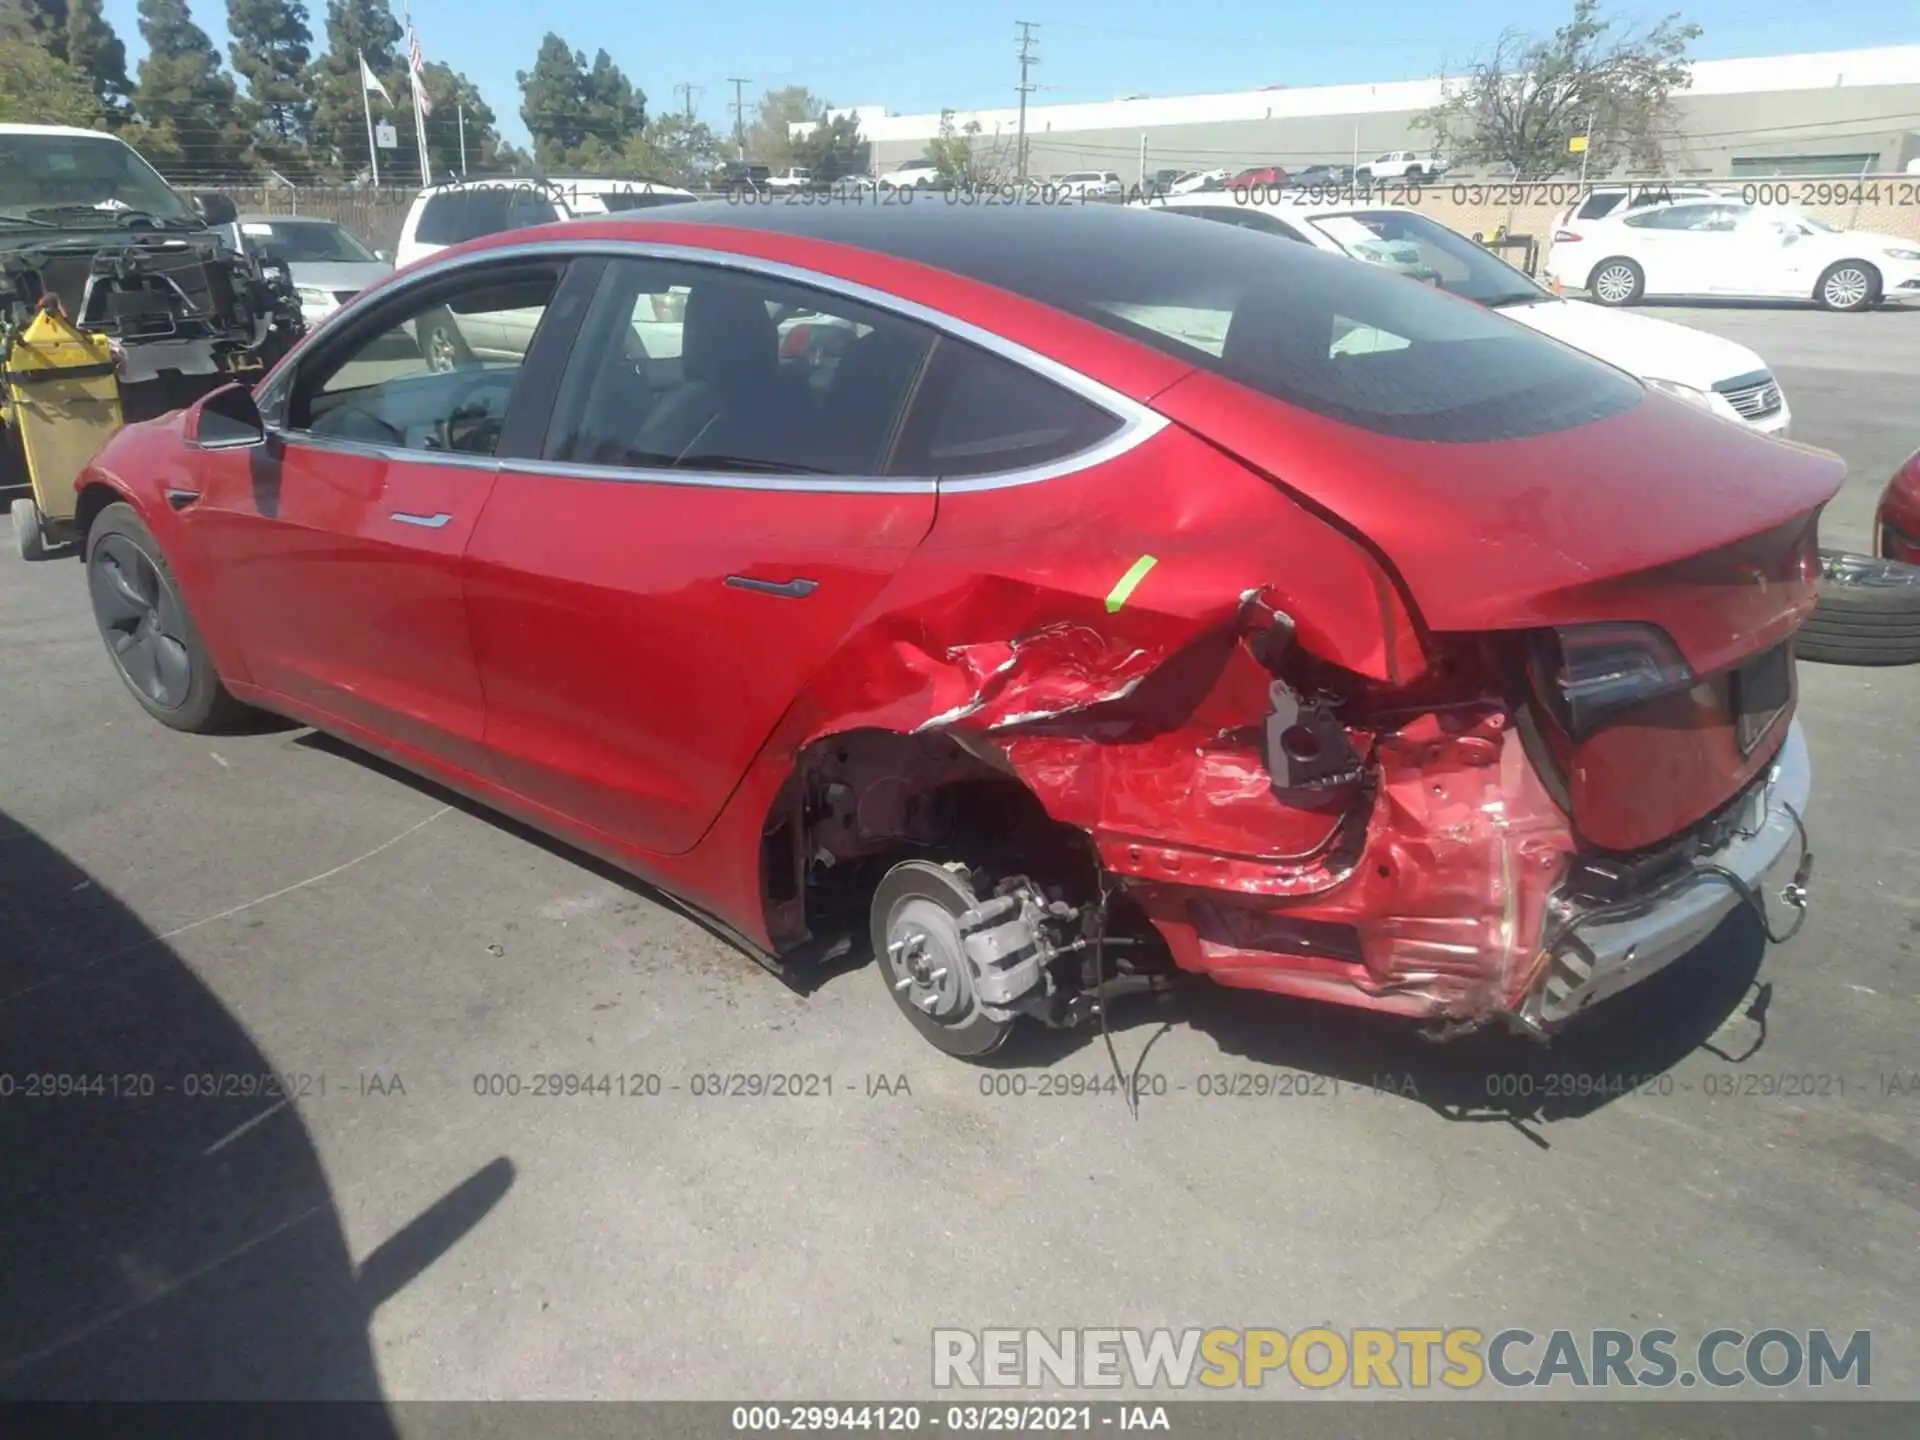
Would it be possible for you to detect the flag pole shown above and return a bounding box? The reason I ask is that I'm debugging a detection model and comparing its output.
[406,11,430,186]
[414,81,430,188]
[360,49,381,187]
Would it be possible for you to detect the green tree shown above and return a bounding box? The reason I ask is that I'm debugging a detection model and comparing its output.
[926,110,1010,187]
[64,0,128,112]
[1417,0,1700,179]
[0,8,108,126]
[307,0,403,182]
[16,0,130,112]
[227,0,311,144]
[742,84,821,166]
[581,49,643,156]
[630,112,723,186]
[132,0,253,180]
[518,36,644,170]
[418,60,505,178]
[518,33,588,167]
[791,110,868,183]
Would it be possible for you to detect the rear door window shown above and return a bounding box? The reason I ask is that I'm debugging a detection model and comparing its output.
[1625,203,1744,231]
[889,342,1123,479]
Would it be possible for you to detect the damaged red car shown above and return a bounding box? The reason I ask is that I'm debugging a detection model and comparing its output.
[73,202,1835,1057]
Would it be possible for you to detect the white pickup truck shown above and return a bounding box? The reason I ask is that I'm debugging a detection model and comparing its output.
[1354,150,1448,182]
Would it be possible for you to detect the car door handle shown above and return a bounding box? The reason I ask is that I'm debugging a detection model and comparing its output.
[725,575,818,599]
[164,487,200,511]
[390,511,452,529]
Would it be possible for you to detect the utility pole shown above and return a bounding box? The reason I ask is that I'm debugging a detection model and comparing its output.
[728,77,751,160]
[1014,21,1039,182]
[458,99,467,175]
[675,81,700,122]
[1578,110,1595,187]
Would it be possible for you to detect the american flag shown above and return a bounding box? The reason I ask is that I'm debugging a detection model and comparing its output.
[409,28,433,116]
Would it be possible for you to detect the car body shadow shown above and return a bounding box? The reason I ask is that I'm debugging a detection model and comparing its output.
[1181,906,1770,1133]
[280,729,1766,1129]
[0,807,512,1407]
[291,729,864,995]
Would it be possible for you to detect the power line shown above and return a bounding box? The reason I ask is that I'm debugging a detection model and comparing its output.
[728,77,751,159]
[1014,21,1040,182]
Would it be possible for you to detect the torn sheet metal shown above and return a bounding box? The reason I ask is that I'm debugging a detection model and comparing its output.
[781,558,1585,1021]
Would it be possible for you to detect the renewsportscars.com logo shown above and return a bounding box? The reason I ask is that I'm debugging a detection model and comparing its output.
[932,1328,1872,1392]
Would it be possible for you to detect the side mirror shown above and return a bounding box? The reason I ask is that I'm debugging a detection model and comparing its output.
[192,192,239,227]
[187,383,265,449]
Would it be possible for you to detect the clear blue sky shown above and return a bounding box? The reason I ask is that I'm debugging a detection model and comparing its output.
[98,0,1916,151]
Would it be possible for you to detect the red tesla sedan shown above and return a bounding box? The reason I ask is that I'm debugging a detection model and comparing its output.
[72,201,1837,1057]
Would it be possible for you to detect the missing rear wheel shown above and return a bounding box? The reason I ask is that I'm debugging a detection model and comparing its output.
[871,860,1018,1059]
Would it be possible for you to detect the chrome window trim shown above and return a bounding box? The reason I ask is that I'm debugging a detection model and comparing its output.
[260,235,1169,495]
[507,457,933,495]
[269,429,504,474]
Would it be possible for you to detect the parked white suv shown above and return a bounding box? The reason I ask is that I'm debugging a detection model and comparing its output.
[393,176,698,270]
[764,167,814,194]
[1354,150,1447,182]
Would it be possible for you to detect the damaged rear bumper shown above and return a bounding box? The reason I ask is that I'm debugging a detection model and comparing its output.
[1519,719,1811,1029]
[1113,717,1812,1032]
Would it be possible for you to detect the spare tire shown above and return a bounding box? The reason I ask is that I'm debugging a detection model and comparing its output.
[1797,551,1920,666]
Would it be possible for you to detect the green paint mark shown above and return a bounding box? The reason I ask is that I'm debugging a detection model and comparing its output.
[1104,554,1158,613]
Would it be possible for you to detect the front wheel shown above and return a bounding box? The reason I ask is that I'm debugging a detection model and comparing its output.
[86,502,252,731]
[871,860,1018,1059]
[1589,257,1644,306]
[1816,261,1878,312]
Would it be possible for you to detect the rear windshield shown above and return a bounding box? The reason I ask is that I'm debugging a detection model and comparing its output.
[1095,239,1638,439]
[415,187,561,245]
[976,209,1640,441]
[236,219,376,262]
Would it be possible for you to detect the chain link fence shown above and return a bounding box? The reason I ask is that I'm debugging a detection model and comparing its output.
[192,174,1920,264]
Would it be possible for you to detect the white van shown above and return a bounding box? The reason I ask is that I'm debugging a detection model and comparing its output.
[393,176,699,270]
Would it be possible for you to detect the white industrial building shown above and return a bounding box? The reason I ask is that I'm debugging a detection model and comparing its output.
[802,46,1920,181]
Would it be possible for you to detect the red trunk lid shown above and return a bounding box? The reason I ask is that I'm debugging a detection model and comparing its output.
[1155,373,1845,849]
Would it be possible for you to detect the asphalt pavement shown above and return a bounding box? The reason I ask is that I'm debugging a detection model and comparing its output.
[0,304,1915,1413]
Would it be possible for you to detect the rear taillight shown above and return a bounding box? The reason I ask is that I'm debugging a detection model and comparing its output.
[1791,524,1821,585]
[1552,229,1582,243]
[1530,622,1694,739]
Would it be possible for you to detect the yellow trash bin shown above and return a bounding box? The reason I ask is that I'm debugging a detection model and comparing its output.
[5,304,124,561]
